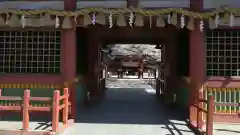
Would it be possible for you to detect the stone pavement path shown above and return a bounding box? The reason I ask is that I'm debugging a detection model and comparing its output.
[61,79,195,135]
[212,123,240,135]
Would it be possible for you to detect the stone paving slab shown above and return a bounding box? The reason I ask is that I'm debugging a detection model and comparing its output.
[0,121,64,135]
[213,123,240,135]
[0,121,54,131]
[61,79,195,135]
[62,122,195,135]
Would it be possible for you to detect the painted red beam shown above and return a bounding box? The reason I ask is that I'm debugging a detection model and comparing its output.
[29,97,52,101]
[0,74,62,84]
[0,96,22,101]
[213,115,240,123]
[205,77,240,87]
[214,103,239,107]
[64,0,76,10]
[28,106,51,112]
[0,106,21,111]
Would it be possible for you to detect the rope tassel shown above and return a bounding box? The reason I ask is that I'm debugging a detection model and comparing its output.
[215,14,219,28]
[129,12,134,27]
[92,13,96,25]
[230,13,235,27]
[55,16,59,28]
[109,14,113,28]
[21,15,25,28]
[180,14,185,28]
[200,20,204,32]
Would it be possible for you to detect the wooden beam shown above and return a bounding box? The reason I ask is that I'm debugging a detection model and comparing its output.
[127,0,138,8]
[86,27,175,44]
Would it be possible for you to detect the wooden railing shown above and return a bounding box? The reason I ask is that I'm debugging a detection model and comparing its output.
[191,94,214,135]
[0,88,69,133]
[52,88,69,132]
[204,87,240,122]
[148,78,156,88]
[181,77,240,134]
[0,89,22,112]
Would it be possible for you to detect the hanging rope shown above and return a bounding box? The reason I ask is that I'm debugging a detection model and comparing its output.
[0,7,238,19]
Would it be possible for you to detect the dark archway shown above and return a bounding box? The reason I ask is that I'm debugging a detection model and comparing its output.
[83,25,180,104]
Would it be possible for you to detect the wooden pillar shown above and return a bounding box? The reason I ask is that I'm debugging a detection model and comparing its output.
[62,0,77,119]
[189,0,205,124]
[88,36,100,101]
[163,25,178,104]
[154,69,156,79]
[140,61,143,78]
[119,60,124,78]
[97,41,104,95]
[105,64,108,79]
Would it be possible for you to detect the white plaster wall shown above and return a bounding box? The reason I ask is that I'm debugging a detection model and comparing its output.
[0,1,127,10]
[140,0,240,9]
[0,1,64,10]
[203,0,240,9]
[77,1,126,8]
[139,0,190,8]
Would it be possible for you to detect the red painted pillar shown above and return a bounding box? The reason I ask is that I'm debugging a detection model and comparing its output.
[62,0,77,119]
[189,0,205,124]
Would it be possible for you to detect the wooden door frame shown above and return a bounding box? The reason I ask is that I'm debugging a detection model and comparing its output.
[86,25,178,44]
[86,25,179,99]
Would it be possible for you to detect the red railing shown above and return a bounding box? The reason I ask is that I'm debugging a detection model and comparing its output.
[0,89,22,112]
[214,102,240,122]
[203,87,240,123]
[0,88,69,133]
[191,94,214,135]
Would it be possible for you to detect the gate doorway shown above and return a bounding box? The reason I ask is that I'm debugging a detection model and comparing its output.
[83,25,180,105]
[75,24,190,113]
[71,25,194,135]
